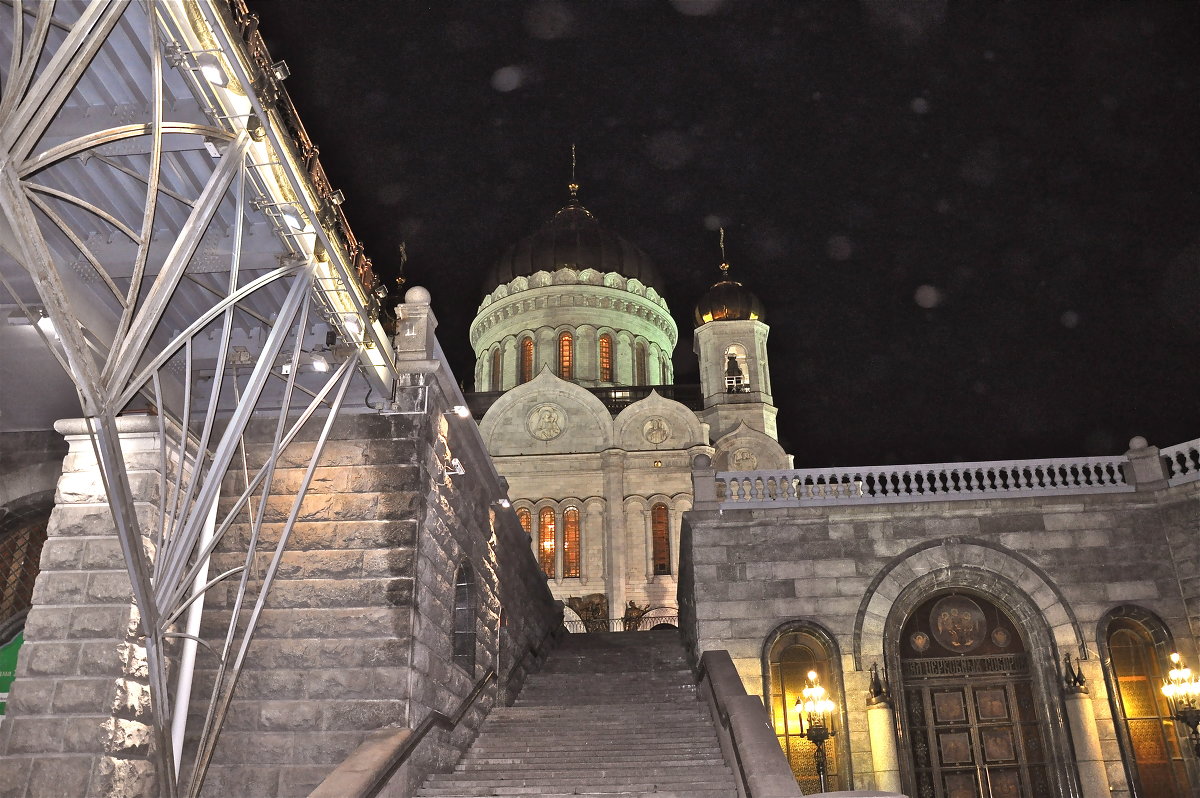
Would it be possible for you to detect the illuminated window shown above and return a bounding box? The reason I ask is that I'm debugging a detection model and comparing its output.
[598,334,613,382]
[563,506,580,578]
[538,507,556,578]
[453,563,476,672]
[558,331,573,380]
[516,508,531,536]
[635,342,647,385]
[767,627,842,793]
[489,348,501,392]
[519,337,534,384]
[1105,616,1188,796]
[651,503,670,576]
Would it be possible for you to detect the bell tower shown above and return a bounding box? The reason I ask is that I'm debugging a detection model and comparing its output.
[692,231,778,442]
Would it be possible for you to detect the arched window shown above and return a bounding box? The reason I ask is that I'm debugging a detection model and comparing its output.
[519,336,534,384]
[538,507,556,578]
[452,563,476,672]
[1103,611,1189,796]
[563,506,580,578]
[489,348,502,392]
[516,508,532,536]
[766,626,843,793]
[651,503,670,576]
[660,353,670,384]
[598,333,613,382]
[724,344,748,393]
[635,341,648,385]
[558,331,573,380]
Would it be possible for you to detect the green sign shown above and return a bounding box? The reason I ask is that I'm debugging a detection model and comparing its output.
[0,632,23,716]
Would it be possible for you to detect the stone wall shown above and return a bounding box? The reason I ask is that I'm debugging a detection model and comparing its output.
[188,369,559,797]
[680,475,1200,797]
[0,363,559,797]
[0,417,163,798]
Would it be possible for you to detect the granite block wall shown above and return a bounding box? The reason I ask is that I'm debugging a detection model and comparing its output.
[189,374,559,798]
[0,417,165,798]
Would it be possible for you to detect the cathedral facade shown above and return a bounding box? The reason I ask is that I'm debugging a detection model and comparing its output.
[466,188,788,631]
[464,189,1200,798]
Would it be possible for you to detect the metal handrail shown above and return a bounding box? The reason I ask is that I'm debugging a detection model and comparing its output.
[564,615,679,634]
[362,669,496,798]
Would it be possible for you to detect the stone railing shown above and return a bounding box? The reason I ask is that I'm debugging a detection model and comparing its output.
[1162,438,1200,486]
[710,455,1135,508]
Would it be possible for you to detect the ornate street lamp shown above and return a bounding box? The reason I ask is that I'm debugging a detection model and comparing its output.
[796,670,837,792]
[1162,652,1200,758]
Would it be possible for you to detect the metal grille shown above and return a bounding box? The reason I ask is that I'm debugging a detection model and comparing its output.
[0,506,51,631]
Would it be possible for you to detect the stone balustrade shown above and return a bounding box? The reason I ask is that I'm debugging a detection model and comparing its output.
[1162,438,1200,486]
[712,454,1136,508]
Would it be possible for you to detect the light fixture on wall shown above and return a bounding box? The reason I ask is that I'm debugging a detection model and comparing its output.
[1162,652,1200,757]
[796,671,837,793]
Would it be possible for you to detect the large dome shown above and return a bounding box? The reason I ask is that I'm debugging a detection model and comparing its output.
[693,264,765,326]
[485,199,663,295]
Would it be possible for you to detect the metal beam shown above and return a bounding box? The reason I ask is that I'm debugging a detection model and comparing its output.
[103,130,249,397]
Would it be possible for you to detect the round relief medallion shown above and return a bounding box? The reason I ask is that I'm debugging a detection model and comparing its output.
[527,403,565,441]
[929,595,987,654]
[643,416,670,444]
[910,631,930,653]
[990,627,1011,648]
[731,447,758,471]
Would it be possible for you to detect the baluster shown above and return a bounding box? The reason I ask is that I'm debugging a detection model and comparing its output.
[1031,465,1045,489]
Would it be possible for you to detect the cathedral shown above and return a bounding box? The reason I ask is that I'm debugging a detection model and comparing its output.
[464,182,788,632]
[460,182,1200,797]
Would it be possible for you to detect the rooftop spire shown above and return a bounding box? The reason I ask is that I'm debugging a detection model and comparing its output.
[568,143,579,199]
[718,227,730,278]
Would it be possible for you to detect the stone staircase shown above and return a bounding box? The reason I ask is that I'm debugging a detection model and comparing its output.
[417,630,739,798]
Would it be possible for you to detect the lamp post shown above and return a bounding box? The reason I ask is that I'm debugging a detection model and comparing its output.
[796,670,837,793]
[1162,652,1200,758]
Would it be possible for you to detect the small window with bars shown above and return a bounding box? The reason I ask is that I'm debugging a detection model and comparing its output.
[598,334,613,382]
[520,337,534,384]
[651,503,670,575]
[558,331,573,380]
[538,507,556,577]
[563,506,580,578]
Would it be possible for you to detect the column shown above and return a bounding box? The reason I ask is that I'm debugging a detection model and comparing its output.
[0,417,166,798]
[601,451,626,615]
[1063,659,1113,798]
[866,700,903,794]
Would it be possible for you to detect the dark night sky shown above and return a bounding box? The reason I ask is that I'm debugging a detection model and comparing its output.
[251,0,1199,468]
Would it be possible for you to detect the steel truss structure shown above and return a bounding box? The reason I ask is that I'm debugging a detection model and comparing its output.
[0,2,403,795]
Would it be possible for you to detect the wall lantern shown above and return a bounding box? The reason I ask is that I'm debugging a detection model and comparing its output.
[1162,652,1200,757]
[795,670,837,793]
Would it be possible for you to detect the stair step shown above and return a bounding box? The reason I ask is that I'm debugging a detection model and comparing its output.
[417,630,738,798]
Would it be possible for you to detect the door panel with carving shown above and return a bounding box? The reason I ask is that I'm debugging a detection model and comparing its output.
[900,593,1052,798]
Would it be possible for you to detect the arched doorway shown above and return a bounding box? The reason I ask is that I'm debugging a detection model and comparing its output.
[764,623,846,793]
[898,591,1054,798]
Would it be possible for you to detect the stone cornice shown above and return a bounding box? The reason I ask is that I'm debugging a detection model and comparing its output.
[470,275,678,350]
